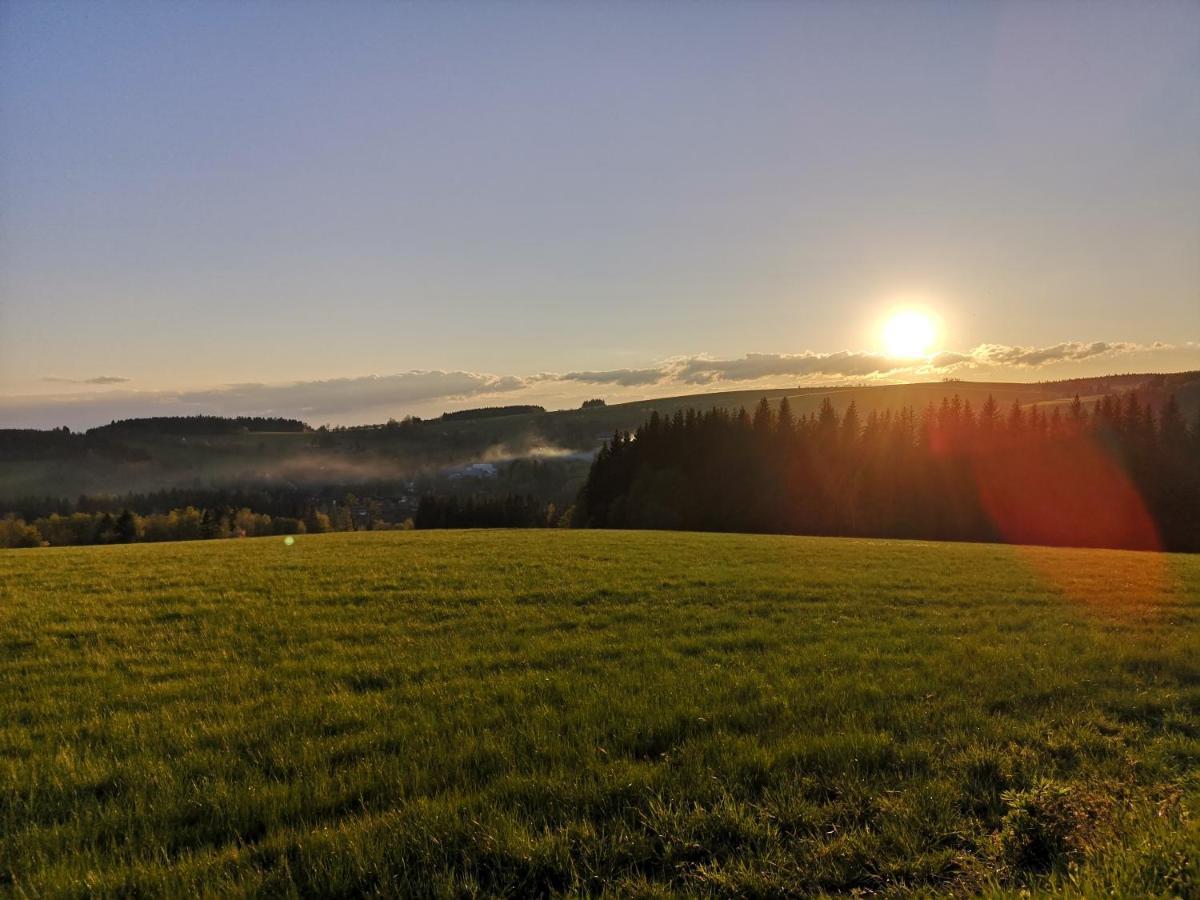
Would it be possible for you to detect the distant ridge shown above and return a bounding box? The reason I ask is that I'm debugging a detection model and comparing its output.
[89,415,309,436]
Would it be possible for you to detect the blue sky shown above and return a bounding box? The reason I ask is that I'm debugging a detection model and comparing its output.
[1,1,1197,427]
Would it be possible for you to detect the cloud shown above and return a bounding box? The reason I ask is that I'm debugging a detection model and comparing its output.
[964,341,1145,367]
[552,341,1180,387]
[3,340,1190,430]
[552,367,667,387]
[173,371,528,417]
[3,370,528,429]
[42,375,131,385]
[673,351,908,383]
[928,351,973,368]
[545,352,911,388]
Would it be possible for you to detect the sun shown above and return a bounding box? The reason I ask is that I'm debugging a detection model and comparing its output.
[881,309,938,359]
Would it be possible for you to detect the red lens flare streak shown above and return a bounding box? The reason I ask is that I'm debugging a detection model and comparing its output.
[954,427,1172,610]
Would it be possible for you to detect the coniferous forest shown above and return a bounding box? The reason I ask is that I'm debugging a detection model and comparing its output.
[577,393,1200,552]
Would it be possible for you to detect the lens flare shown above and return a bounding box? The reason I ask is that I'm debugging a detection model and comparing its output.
[970,433,1174,614]
[972,436,1159,551]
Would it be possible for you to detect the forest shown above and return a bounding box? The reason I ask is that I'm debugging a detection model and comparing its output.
[0,454,587,547]
[577,392,1200,551]
[89,415,309,435]
[414,494,567,529]
[4,390,1199,551]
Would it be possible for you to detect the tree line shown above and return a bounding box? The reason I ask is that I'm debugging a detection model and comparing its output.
[413,495,570,529]
[0,506,389,549]
[5,390,1196,550]
[0,429,151,462]
[0,493,578,547]
[575,392,1200,552]
[89,415,309,435]
[0,496,411,549]
[437,405,546,422]
[0,416,309,462]
[3,484,410,523]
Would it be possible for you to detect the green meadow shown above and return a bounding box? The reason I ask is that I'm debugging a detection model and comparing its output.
[1,531,1197,897]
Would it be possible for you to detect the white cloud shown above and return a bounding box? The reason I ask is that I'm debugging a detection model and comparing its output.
[2,340,1191,429]
[173,371,527,417]
[964,341,1145,367]
[550,367,667,387]
[1,371,528,429]
[553,341,1179,387]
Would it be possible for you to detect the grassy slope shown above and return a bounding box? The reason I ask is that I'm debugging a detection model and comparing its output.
[1,531,1197,896]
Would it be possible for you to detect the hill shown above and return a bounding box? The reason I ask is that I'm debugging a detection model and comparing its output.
[1,530,1196,895]
[1,371,1197,503]
[561,370,1200,437]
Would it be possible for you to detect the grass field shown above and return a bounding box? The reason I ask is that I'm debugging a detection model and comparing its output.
[1,531,1197,897]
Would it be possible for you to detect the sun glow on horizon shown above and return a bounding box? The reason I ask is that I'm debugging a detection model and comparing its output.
[881,309,940,359]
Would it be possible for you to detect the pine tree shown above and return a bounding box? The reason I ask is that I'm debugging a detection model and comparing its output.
[1069,394,1084,423]
[962,399,977,434]
[817,398,838,434]
[1122,392,1142,436]
[96,512,118,544]
[841,401,860,443]
[1160,394,1186,450]
[979,395,998,436]
[776,396,794,436]
[1007,399,1024,434]
[200,508,220,539]
[115,509,139,543]
[753,397,773,435]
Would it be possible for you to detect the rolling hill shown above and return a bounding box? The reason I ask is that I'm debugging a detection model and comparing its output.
[2,371,1197,503]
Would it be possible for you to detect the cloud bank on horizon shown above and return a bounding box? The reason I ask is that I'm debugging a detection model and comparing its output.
[3,340,1195,430]
[41,375,132,386]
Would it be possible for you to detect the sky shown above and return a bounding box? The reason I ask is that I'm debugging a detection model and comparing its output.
[1,0,1198,428]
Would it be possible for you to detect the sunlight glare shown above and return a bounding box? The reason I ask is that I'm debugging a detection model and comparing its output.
[882,309,938,359]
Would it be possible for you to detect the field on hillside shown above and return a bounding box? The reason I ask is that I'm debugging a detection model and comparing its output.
[1,531,1197,896]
